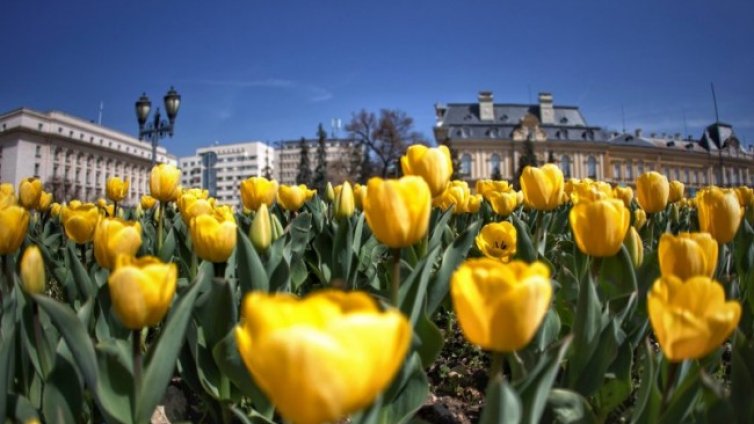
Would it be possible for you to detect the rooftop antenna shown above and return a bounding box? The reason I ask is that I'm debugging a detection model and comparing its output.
[97,101,104,125]
[711,82,720,123]
[621,104,626,134]
[682,108,688,139]
[527,84,532,104]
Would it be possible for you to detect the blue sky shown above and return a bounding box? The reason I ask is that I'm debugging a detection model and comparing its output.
[2,0,753,157]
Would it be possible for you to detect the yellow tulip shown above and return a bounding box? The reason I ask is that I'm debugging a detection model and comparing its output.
[108,255,177,330]
[353,183,367,210]
[634,208,647,230]
[190,207,237,263]
[96,198,108,209]
[520,164,564,211]
[278,184,312,212]
[636,171,669,213]
[475,221,517,262]
[93,218,143,269]
[400,144,453,197]
[696,186,743,244]
[149,164,181,202]
[178,192,215,224]
[570,180,612,205]
[61,203,100,244]
[50,202,62,217]
[476,180,513,198]
[668,180,685,203]
[623,227,643,268]
[106,177,129,203]
[334,181,355,219]
[20,245,45,295]
[735,186,754,208]
[235,290,411,424]
[564,178,579,197]
[141,195,157,210]
[466,194,482,213]
[0,205,30,254]
[240,177,278,211]
[18,177,43,210]
[325,182,335,202]
[648,275,740,361]
[38,191,53,212]
[0,183,13,196]
[0,184,16,208]
[251,204,272,252]
[658,232,717,280]
[451,259,552,352]
[569,198,630,257]
[613,186,634,208]
[364,176,431,248]
[486,190,518,217]
[433,180,479,214]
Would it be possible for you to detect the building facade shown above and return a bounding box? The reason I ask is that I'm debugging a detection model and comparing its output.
[0,108,175,204]
[434,91,754,190]
[274,137,360,186]
[178,141,275,206]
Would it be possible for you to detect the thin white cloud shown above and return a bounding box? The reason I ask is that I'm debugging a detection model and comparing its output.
[183,78,333,102]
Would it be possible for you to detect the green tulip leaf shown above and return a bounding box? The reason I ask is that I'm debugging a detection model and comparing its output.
[159,227,176,262]
[480,377,522,424]
[332,218,353,283]
[512,213,537,262]
[517,336,572,424]
[542,389,596,424]
[631,340,662,424]
[236,228,269,293]
[42,353,83,424]
[378,353,429,424]
[67,243,94,298]
[731,331,754,422]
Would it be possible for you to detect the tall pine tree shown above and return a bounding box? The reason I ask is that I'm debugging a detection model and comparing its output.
[296,137,313,185]
[312,123,328,192]
[514,133,538,189]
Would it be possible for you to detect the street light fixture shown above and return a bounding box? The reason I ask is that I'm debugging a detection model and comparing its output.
[135,87,181,167]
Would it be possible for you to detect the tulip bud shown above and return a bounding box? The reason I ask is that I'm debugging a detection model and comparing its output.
[240,177,278,211]
[636,172,669,213]
[670,202,680,224]
[50,202,61,218]
[18,177,43,210]
[400,144,453,197]
[325,182,335,203]
[20,245,45,295]
[520,164,564,211]
[633,208,647,230]
[278,184,312,212]
[93,218,143,269]
[623,227,643,269]
[270,213,284,242]
[0,205,30,254]
[150,164,182,202]
[696,186,743,244]
[364,177,431,248]
[569,198,631,257]
[190,207,237,263]
[141,195,157,210]
[106,177,129,203]
[250,204,272,252]
[38,191,53,212]
[668,180,685,203]
[109,255,177,329]
[334,182,355,219]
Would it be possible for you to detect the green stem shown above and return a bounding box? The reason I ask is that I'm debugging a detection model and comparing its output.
[534,211,545,255]
[391,248,401,306]
[190,252,198,281]
[660,361,679,414]
[133,329,143,402]
[32,303,50,377]
[157,201,165,253]
[113,201,118,218]
[214,262,227,280]
[488,351,505,384]
[79,243,87,270]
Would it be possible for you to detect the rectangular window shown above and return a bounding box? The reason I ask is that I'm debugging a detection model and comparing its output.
[613,163,622,180]
[34,163,40,177]
[625,160,633,180]
[35,145,41,158]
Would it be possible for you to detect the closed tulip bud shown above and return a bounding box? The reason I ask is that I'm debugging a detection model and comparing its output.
[648,275,740,361]
[0,184,16,208]
[658,232,718,280]
[325,182,335,202]
[50,202,61,217]
[334,181,355,219]
[476,180,512,198]
[0,205,30,254]
[520,164,564,211]
[278,184,311,212]
[475,221,517,262]
[364,176,431,248]
[96,197,108,209]
[670,202,681,224]
[400,144,454,197]
[61,203,100,244]
[486,190,518,217]
[270,213,284,242]
[613,186,634,208]
[569,198,630,257]
[149,164,181,202]
[433,180,478,214]
[18,177,43,210]
[668,180,685,203]
[235,290,411,424]
[68,199,82,209]
[108,255,177,329]
[636,171,669,213]
[240,177,278,211]
[178,193,215,224]
[250,204,272,252]
[93,218,143,269]
[20,245,45,295]
[623,227,643,268]
[451,259,552,352]
[0,183,13,196]
[140,195,157,210]
[106,177,129,203]
[570,180,612,205]
[190,207,237,263]
[38,191,53,212]
[696,186,743,244]
[735,186,754,208]
[467,194,482,213]
[634,208,647,229]
[353,183,367,210]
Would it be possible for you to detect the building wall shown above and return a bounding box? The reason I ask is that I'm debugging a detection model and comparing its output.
[0,108,175,204]
[275,138,360,185]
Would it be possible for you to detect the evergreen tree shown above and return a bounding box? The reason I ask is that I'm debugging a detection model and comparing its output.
[514,133,538,189]
[491,165,502,180]
[312,123,328,192]
[440,136,462,177]
[262,151,273,180]
[296,137,313,185]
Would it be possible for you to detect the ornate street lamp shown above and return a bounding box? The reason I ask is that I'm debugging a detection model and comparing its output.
[135,87,181,167]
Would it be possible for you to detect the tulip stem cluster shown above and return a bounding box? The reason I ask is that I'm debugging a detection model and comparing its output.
[157,201,165,252]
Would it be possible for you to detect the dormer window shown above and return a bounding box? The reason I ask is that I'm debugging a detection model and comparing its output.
[560,117,569,124]
[500,114,508,122]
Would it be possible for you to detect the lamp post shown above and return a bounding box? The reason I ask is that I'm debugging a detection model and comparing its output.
[135,87,181,167]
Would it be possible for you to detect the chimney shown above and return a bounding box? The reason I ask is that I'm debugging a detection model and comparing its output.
[434,103,447,123]
[478,91,494,121]
[634,128,642,138]
[674,133,681,140]
[538,92,554,125]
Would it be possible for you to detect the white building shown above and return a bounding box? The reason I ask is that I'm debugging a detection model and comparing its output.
[275,137,360,185]
[178,141,275,206]
[0,107,176,204]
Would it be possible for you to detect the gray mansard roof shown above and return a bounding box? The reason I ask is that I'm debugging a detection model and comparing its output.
[443,103,590,128]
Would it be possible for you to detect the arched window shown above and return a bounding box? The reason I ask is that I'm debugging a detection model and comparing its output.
[626,160,633,180]
[461,153,472,176]
[587,156,597,179]
[637,161,645,175]
[489,153,501,177]
[560,155,572,178]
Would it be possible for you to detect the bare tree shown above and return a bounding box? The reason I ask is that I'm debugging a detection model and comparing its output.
[346,109,425,179]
